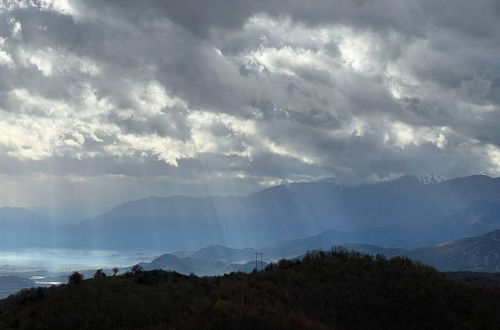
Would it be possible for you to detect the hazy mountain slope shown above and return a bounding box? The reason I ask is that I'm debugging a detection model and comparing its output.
[141,253,193,273]
[66,175,500,251]
[179,245,258,263]
[0,207,37,224]
[141,253,229,275]
[338,244,404,258]
[408,230,500,272]
[139,252,267,276]
[147,229,500,275]
[263,227,423,257]
[0,207,48,248]
[266,228,500,272]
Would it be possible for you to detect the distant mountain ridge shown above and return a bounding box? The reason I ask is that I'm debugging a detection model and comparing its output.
[139,252,263,276]
[0,207,38,224]
[74,174,500,251]
[136,229,500,275]
[382,174,446,185]
[2,174,500,252]
[275,228,500,272]
[407,230,500,272]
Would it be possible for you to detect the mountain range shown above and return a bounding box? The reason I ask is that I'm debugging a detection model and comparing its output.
[407,230,500,272]
[74,174,500,251]
[2,174,500,252]
[135,229,500,275]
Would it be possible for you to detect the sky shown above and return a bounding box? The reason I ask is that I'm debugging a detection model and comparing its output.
[0,0,500,212]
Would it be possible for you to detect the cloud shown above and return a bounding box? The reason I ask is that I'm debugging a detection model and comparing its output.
[0,0,499,209]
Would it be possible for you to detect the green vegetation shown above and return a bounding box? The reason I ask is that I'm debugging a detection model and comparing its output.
[1,248,500,329]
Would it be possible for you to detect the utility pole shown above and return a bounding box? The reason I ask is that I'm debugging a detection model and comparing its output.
[255,252,263,271]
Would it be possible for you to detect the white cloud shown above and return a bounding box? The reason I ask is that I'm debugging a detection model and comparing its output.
[18,47,101,77]
[0,50,14,67]
[0,0,500,206]
[8,17,22,39]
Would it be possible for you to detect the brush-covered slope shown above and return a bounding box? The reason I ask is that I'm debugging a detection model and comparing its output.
[2,250,500,330]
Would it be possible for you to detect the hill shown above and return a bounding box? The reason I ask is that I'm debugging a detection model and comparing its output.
[267,229,500,273]
[1,250,500,329]
[408,230,500,272]
[139,251,265,276]
[180,245,258,263]
[263,228,410,258]
[73,175,500,251]
[269,229,500,272]
[130,229,500,276]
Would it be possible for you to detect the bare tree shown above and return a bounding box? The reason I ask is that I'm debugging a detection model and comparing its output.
[131,264,143,274]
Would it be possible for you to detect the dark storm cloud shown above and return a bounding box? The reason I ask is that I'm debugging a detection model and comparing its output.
[0,0,500,208]
[76,0,426,37]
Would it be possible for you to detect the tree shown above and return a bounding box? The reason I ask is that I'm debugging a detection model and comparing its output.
[131,264,143,274]
[94,269,106,279]
[68,271,83,285]
[112,267,119,276]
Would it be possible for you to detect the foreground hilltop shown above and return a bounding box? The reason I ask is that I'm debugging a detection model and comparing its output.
[1,249,500,329]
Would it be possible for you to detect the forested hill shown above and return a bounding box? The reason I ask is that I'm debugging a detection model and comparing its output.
[2,250,500,329]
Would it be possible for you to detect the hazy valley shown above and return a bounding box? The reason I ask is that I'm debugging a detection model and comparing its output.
[3,175,500,299]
